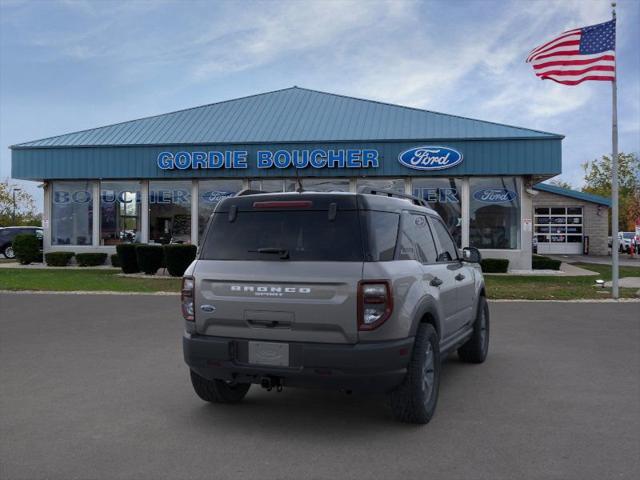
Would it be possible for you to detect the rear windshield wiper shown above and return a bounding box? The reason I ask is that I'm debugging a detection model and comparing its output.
[249,247,290,259]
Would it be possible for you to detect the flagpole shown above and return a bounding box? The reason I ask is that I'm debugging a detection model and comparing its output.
[611,1,619,299]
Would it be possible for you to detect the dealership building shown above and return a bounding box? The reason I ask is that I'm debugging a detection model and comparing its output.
[10,87,611,269]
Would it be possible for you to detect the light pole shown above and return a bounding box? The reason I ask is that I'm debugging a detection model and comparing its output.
[12,187,22,224]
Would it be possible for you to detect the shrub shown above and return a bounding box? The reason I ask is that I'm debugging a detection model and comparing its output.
[45,252,74,267]
[75,253,108,267]
[532,255,562,270]
[135,245,164,275]
[116,244,139,273]
[110,254,121,268]
[13,234,41,265]
[163,244,197,277]
[480,258,509,273]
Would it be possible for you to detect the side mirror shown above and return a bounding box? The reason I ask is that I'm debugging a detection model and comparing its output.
[462,247,482,264]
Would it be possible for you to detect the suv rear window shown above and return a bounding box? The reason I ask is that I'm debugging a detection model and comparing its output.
[201,210,364,261]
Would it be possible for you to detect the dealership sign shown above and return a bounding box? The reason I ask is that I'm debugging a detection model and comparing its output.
[398,146,463,171]
[473,188,517,203]
[157,149,380,170]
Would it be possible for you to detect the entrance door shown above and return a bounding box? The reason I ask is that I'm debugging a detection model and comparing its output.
[535,207,583,254]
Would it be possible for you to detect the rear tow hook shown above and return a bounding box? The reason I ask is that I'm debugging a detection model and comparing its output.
[260,376,283,392]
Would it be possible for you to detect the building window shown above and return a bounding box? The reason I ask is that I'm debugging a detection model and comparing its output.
[51,181,93,246]
[469,177,520,249]
[249,179,292,192]
[149,181,192,244]
[100,181,141,245]
[356,178,405,194]
[289,178,350,192]
[198,179,243,239]
[413,177,462,247]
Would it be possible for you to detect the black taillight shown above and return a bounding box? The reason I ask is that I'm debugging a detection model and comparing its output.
[357,280,393,331]
[181,276,195,321]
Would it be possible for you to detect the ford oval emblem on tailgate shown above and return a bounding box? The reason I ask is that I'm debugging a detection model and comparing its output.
[200,305,216,312]
[398,146,463,171]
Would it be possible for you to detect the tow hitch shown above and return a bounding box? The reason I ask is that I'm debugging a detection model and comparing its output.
[260,376,283,392]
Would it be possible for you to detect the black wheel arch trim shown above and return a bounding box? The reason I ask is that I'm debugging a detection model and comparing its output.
[409,295,442,339]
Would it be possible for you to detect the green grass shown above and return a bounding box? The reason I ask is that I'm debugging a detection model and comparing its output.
[0,268,181,293]
[484,262,640,300]
[0,262,638,299]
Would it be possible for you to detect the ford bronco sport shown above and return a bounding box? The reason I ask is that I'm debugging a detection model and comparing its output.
[182,189,489,424]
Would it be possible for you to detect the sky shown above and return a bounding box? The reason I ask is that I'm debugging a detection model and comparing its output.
[1,0,639,211]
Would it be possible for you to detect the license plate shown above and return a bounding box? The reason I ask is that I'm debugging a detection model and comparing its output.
[248,341,290,367]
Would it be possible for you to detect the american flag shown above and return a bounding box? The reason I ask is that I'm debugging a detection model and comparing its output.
[526,19,616,85]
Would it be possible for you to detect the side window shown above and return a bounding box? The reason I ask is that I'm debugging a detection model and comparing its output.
[363,211,400,261]
[397,227,416,261]
[397,213,438,263]
[430,217,459,262]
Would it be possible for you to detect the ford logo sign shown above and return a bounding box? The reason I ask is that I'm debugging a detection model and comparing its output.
[398,146,463,171]
[473,188,518,203]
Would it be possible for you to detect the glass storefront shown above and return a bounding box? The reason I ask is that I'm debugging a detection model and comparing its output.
[356,178,405,194]
[51,181,93,245]
[412,177,462,247]
[149,180,192,244]
[249,179,292,192]
[469,177,520,249]
[296,178,350,192]
[100,181,141,245]
[198,179,243,239]
[47,176,528,252]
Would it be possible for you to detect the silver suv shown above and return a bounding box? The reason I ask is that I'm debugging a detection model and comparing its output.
[182,189,489,424]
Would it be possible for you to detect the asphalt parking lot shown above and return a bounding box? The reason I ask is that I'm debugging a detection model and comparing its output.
[1,294,638,480]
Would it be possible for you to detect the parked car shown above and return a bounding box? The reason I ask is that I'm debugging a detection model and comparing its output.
[619,232,635,253]
[0,226,43,259]
[181,189,489,424]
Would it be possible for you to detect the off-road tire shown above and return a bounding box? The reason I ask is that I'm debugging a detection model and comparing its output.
[390,323,440,424]
[190,370,251,404]
[458,296,490,364]
[3,245,15,259]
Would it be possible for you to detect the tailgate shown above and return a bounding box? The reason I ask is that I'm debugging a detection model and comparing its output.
[194,261,362,344]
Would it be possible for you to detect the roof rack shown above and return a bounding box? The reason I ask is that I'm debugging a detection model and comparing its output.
[359,188,428,207]
[235,189,265,197]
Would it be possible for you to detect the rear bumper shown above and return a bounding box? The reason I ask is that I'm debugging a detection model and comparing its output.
[183,333,414,393]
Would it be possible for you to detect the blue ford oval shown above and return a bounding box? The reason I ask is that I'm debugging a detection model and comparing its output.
[398,146,463,171]
[473,188,518,203]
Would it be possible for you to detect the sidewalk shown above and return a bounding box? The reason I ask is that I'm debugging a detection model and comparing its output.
[546,254,640,267]
[486,262,599,277]
[0,261,118,270]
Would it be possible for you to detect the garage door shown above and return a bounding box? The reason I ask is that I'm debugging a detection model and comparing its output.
[535,207,583,254]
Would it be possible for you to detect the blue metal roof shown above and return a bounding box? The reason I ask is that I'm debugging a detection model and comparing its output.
[533,183,611,206]
[12,87,562,148]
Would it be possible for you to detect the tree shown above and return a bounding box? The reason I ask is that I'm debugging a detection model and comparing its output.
[582,153,640,232]
[0,180,41,227]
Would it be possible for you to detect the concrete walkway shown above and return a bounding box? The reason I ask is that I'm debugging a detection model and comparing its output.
[604,277,640,288]
[0,261,118,270]
[487,262,599,276]
[548,254,640,267]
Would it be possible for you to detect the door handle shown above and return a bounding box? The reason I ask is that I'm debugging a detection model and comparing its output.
[430,277,443,287]
[455,273,465,281]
